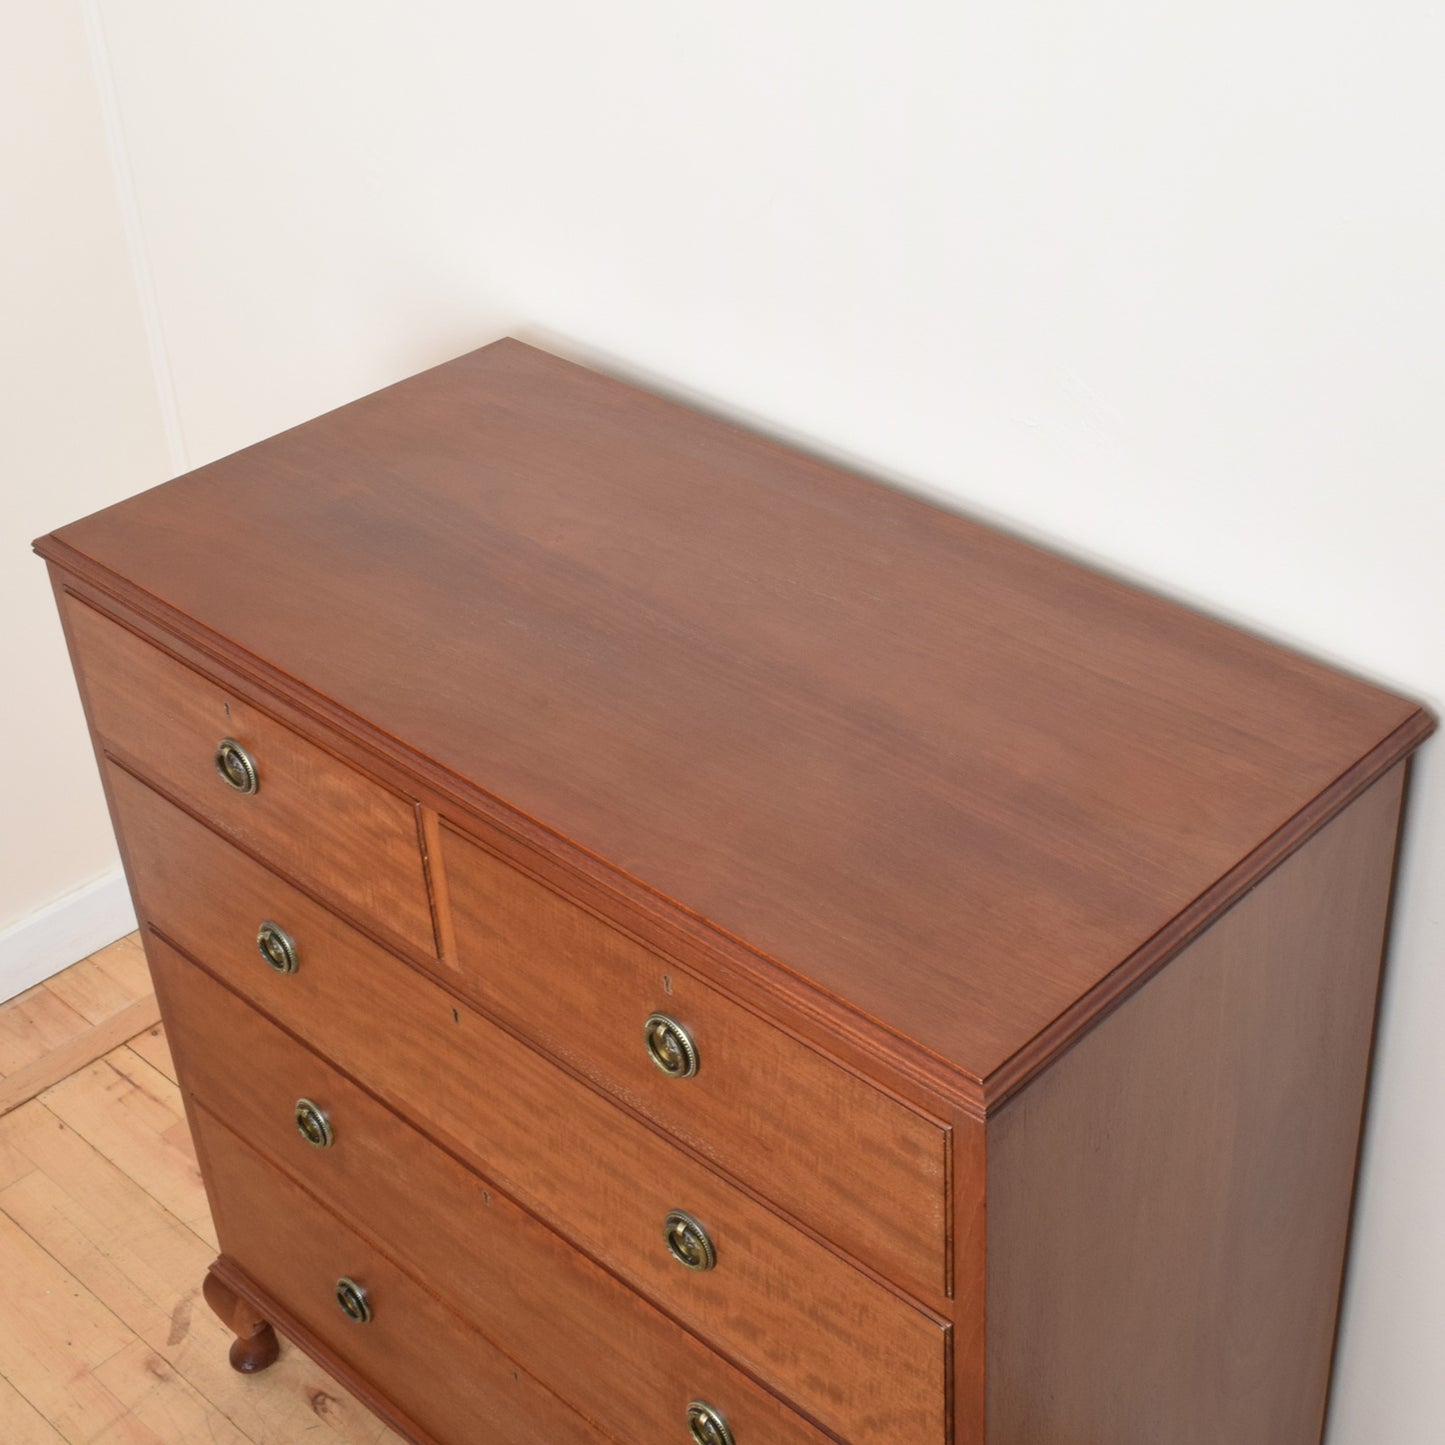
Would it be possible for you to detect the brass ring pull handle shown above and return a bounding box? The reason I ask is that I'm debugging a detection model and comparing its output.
[335,1277,371,1323]
[256,921,299,974]
[214,738,259,794]
[295,1098,334,1149]
[687,1401,736,1445]
[664,1210,717,1272]
[644,1013,699,1079]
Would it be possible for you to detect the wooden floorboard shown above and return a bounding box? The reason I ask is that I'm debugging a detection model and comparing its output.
[0,936,160,1118]
[0,1000,164,1119]
[0,946,408,1444]
[125,1025,177,1087]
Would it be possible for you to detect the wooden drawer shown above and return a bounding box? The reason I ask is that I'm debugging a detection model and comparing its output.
[441,821,949,1298]
[152,936,835,1445]
[194,1109,607,1445]
[61,593,435,955]
[112,765,949,1445]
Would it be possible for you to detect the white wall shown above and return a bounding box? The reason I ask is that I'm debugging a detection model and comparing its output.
[6,1,1441,1437]
[0,0,174,989]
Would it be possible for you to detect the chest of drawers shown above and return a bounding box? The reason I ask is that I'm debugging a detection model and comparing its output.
[37,338,1432,1445]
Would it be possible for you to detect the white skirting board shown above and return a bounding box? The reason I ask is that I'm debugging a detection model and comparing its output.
[0,871,138,1004]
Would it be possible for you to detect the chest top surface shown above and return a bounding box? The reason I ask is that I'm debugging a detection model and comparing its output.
[39,338,1430,1090]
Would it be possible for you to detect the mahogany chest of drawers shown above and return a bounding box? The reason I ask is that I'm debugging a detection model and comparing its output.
[37,339,1432,1444]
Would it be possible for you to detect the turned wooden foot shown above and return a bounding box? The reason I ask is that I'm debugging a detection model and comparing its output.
[203,1267,280,1374]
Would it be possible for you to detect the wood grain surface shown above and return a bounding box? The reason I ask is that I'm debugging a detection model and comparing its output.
[61,593,435,957]
[154,941,835,1445]
[111,766,948,1445]
[197,1115,609,1445]
[984,765,1407,1445]
[37,338,1430,1088]
[441,817,949,1299]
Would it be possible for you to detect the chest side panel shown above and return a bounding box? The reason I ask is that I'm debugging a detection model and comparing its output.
[985,766,1406,1445]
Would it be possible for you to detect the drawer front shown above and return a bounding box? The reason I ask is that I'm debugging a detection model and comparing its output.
[112,766,949,1445]
[62,594,435,955]
[153,937,834,1445]
[195,1110,608,1445]
[442,821,949,1298]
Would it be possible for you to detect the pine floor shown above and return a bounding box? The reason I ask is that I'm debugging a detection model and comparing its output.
[0,935,407,1444]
